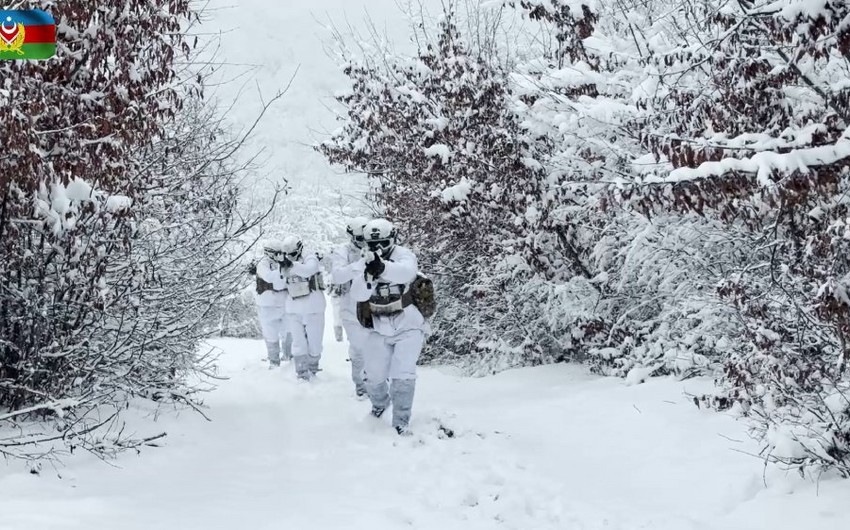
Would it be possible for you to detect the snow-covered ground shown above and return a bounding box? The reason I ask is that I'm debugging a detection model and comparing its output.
[2,309,849,529]
[5,3,849,529]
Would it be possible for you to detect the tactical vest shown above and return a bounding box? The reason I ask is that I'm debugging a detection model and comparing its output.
[369,283,414,315]
[356,274,436,327]
[330,281,351,297]
[288,273,325,299]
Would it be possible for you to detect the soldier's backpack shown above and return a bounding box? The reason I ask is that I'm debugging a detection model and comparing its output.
[410,273,436,318]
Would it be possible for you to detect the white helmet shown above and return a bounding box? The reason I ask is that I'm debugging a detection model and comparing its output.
[345,216,370,249]
[363,218,397,255]
[263,239,287,261]
[281,235,304,260]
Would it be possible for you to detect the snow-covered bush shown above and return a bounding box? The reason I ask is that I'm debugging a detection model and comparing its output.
[624,0,850,476]
[321,11,564,367]
[320,1,730,375]
[0,1,267,461]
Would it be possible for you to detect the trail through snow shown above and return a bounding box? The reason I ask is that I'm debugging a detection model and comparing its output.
[2,311,849,529]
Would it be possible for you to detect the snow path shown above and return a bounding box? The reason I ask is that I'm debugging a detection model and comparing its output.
[3,315,849,529]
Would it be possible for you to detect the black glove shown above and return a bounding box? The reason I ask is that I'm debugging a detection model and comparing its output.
[246,261,257,275]
[280,257,293,269]
[365,254,385,278]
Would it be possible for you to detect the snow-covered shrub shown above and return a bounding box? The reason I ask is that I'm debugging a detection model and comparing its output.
[0,1,267,460]
[624,0,850,476]
[320,1,730,378]
[214,284,264,339]
[582,214,747,378]
[321,11,565,367]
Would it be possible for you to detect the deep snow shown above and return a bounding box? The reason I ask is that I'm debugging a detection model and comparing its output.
[2,312,849,529]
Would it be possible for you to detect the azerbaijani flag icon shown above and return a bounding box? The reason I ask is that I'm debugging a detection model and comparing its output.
[0,9,55,60]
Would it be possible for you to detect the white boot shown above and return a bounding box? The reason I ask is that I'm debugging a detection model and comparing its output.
[266,341,281,368]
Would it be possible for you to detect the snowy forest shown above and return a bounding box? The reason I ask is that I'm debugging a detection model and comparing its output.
[2,0,850,528]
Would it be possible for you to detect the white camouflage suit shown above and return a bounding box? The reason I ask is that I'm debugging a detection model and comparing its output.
[352,245,428,430]
[330,242,370,396]
[284,252,327,379]
[255,256,292,365]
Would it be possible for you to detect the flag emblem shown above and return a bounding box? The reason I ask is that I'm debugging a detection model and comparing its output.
[0,10,55,60]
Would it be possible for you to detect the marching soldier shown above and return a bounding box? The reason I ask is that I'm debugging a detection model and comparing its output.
[280,235,327,380]
[330,217,371,397]
[254,240,293,368]
[352,219,429,435]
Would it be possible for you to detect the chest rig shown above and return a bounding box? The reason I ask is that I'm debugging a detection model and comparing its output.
[368,282,414,316]
[287,267,325,299]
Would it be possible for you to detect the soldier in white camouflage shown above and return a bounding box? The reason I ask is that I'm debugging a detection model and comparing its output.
[351,219,429,435]
[280,236,327,381]
[254,240,293,367]
[330,217,371,398]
